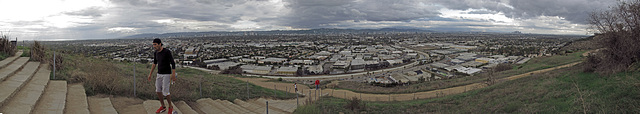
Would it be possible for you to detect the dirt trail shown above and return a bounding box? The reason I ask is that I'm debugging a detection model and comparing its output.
[233,62,581,101]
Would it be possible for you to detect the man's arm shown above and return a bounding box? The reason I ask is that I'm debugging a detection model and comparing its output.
[171,69,176,81]
[148,64,156,81]
[150,51,157,81]
[169,50,177,81]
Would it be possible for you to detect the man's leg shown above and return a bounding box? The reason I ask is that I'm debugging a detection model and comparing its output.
[155,74,167,113]
[166,95,172,108]
[161,73,172,109]
[156,92,165,106]
[155,75,165,107]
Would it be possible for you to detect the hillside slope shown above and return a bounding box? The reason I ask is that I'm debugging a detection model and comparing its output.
[297,63,640,113]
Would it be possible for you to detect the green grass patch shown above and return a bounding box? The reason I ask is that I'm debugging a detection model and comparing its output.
[17,46,31,57]
[302,63,640,113]
[0,52,8,61]
[293,104,323,114]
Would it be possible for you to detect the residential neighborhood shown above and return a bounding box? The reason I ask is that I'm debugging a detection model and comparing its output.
[44,32,582,85]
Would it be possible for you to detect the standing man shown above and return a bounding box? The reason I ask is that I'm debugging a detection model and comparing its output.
[148,38,177,114]
[294,83,298,92]
[315,80,320,90]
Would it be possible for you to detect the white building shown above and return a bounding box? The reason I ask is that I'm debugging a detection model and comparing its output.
[241,65,271,74]
[307,65,324,74]
[350,59,366,70]
[333,61,350,69]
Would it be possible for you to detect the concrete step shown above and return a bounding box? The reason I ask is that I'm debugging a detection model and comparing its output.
[0,63,48,114]
[213,99,245,114]
[33,80,68,114]
[175,101,198,114]
[256,98,298,113]
[88,97,118,114]
[142,100,183,114]
[195,98,225,114]
[65,84,90,114]
[235,99,286,114]
[219,100,255,114]
[0,57,29,81]
[0,62,40,107]
[233,99,263,113]
[212,99,240,114]
[0,51,22,70]
[249,98,290,114]
[119,104,146,114]
[201,98,235,114]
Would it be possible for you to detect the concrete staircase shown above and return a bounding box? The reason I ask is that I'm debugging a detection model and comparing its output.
[0,52,299,114]
[193,98,293,114]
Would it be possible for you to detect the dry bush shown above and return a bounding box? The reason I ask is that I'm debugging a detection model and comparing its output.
[344,97,365,112]
[31,41,46,61]
[494,63,513,72]
[587,0,640,75]
[29,41,64,71]
[0,35,15,56]
[583,55,600,72]
[67,69,87,83]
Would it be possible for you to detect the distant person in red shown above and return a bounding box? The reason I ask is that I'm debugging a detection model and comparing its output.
[147,38,177,114]
[315,80,320,90]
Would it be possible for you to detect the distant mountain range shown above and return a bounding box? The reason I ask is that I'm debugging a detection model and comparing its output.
[121,28,436,39]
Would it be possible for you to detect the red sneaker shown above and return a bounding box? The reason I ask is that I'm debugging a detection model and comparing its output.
[155,106,166,113]
[168,107,174,114]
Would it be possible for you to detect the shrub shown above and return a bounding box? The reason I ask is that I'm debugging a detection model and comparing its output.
[344,97,365,112]
[31,41,46,61]
[587,0,640,75]
[0,35,15,56]
[494,63,513,72]
[583,55,600,72]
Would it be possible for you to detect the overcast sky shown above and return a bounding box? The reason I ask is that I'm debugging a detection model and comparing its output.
[0,0,614,41]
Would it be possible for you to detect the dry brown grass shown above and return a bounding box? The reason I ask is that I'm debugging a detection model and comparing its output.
[31,41,45,61]
[0,36,15,56]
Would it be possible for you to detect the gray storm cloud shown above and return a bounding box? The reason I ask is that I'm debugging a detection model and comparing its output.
[7,0,612,40]
[280,0,442,28]
[278,0,612,28]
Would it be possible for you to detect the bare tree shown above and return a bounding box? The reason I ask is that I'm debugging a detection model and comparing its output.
[587,0,640,75]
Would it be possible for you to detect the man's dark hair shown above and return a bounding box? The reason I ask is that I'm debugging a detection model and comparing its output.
[153,38,162,46]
